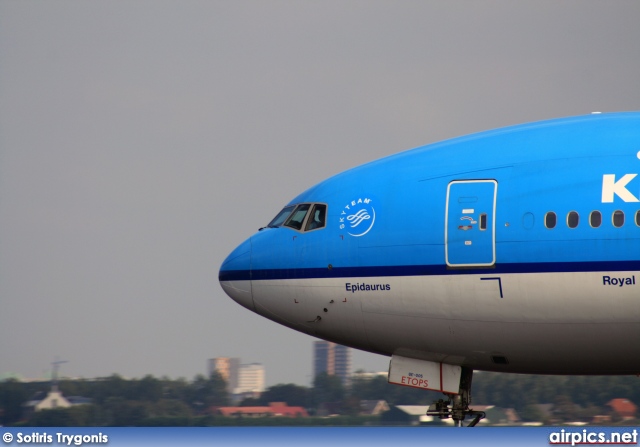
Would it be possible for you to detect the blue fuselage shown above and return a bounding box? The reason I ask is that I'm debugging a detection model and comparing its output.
[219,112,640,375]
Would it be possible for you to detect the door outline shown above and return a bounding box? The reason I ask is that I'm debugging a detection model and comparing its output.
[444,179,497,267]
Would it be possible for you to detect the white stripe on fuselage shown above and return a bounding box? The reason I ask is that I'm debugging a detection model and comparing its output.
[243,271,640,374]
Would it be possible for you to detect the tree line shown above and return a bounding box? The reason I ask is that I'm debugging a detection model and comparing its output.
[1,371,639,426]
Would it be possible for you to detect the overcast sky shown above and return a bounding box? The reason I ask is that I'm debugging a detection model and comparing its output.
[1,1,640,386]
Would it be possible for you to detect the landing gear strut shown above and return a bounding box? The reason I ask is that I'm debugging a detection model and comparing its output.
[426,367,485,427]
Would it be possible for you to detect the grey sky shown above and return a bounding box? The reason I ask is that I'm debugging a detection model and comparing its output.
[1,1,639,386]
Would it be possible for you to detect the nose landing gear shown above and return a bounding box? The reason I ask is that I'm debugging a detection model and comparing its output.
[426,367,486,427]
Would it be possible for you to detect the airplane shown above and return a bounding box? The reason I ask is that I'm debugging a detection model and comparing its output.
[219,111,640,426]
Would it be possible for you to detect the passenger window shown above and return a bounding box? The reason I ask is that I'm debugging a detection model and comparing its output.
[635,210,640,227]
[284,204,311,230]
[613,210,625,228]
[567,211,579,229]
[544,212,557,229]
[305,204,327,231]
[589,211,602,228]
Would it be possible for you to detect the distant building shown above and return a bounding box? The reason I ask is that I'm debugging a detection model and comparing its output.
[22,361,91,419]
[360,400,390,416]
[233,363,265,394]
[208,357,265,397]
[24,390,71,413]
[313,341,351,385]
[351,371,388,380]
[314,342,329,377]
[381,405,438,425]
[470,405,520,425]
[208,357,240,392]
[592,414,612,424]
[212,402,308,418]
[607,398,638,420]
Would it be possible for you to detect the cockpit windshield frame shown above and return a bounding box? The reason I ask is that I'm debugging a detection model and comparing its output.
[267,203,328,233]
[304,203,327,232]
[267,205,296,228]
[284,204,311,231]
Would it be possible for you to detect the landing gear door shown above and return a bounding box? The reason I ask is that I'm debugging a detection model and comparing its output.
[445,180,497,267]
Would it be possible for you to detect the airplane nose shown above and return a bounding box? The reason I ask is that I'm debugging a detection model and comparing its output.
[218,237,254,311]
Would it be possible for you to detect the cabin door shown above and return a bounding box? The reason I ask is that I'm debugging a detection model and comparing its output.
[445,180,497,267]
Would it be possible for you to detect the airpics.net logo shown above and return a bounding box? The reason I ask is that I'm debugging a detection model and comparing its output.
[338,197,375,237]
[549,429,638,446]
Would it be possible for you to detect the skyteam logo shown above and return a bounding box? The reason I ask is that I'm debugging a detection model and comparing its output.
[339,197,376,237]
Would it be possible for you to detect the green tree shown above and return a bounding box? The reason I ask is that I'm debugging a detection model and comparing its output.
[259,384,310,407]
[186,372,229,412]
[92,374,129,404]
[103,397,149,426]
[148,399,193,418]
[311,373,345,407]
[132,375,162,402]
[519,404,547,423]
[0,379,29,425]
[553,394,578,422]
[28,408,71,427]
[160,376,190,401]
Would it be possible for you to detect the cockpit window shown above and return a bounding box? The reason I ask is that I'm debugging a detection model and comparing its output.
[284,204,311,230]
[305,204,326,231]
[268,203,328,232]
[267,205,296,228]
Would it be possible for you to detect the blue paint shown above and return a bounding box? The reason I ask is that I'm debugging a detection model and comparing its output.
[220,112,640,282]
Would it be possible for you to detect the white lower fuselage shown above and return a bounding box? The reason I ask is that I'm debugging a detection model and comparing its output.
[222,270,640,375]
